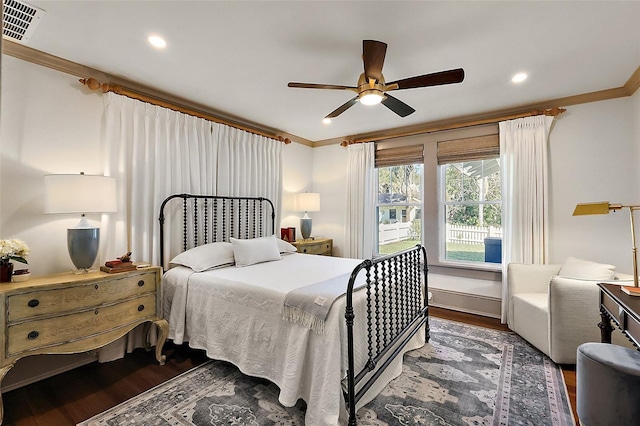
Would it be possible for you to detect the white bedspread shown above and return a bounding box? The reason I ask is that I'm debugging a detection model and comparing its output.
[163,253,425,425]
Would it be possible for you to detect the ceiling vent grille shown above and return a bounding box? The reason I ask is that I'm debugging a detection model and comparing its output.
[2,0,45,44]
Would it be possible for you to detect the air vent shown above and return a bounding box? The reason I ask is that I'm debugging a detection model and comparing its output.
[2,0,45,44]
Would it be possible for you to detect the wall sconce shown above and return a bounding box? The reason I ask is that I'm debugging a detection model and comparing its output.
[294,193,320,240]
[573,202,639,287]
[44,173,117,273]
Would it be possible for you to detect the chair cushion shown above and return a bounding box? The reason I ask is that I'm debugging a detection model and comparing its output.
[559,256,616,281]
[512,293,550,357]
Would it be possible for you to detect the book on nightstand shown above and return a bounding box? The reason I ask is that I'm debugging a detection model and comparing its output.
[621,286,640,297]
[100,261,137,274]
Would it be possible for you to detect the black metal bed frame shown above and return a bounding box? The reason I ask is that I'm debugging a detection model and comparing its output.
[158,194,429,425]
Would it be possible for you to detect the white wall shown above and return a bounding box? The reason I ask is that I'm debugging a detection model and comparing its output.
[1,56,315,275]
[548,93,640,272]
[309,144,349,257]
[1,55,105,276]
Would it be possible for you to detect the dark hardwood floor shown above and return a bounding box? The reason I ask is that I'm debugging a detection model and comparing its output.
[1,307,578,425]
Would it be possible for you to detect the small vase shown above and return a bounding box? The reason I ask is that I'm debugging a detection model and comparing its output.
[0,262,14,283]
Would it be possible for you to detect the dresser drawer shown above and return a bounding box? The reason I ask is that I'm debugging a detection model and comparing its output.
[7,272,157,322]
[296,241,332,256]
[6,293,156,356]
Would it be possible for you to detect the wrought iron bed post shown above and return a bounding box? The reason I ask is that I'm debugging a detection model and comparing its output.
[344,244,428,425]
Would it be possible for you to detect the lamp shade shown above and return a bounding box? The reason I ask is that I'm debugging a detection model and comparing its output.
[44,174,117,214]
[573,202,622,216]
[294,192,320,213]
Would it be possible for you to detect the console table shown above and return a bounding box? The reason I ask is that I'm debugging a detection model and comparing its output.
[0,267,168,423]
[598,283,640,349]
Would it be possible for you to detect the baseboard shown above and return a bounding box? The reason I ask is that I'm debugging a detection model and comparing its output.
[429,287,501,319]
[2,353,98,393]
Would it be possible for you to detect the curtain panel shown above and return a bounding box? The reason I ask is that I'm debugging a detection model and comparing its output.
[500,115,554,324]
[102,92,282,267]
[344,143,376,259]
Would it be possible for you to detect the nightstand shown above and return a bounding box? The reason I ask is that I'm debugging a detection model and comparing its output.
[0,267,168,422]
[292,238,333,256]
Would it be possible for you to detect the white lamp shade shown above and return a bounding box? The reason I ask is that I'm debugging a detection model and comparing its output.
[294,192,320,212]
[44,174,117,214]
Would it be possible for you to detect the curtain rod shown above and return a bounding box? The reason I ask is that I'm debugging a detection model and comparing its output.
[79,77,291,144]
[340,107,566,146]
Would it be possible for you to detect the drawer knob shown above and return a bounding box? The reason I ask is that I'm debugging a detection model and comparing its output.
[95,284,99,290]
[138,304,145,312]
[28,331,39,340]
[95,309,99,315]
[28,299,40,308]
[138,280,145,287]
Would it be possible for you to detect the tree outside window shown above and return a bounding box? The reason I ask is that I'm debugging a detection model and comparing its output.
[442,159,502,264]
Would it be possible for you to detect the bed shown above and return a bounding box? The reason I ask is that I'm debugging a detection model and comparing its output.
[159,194,429,425]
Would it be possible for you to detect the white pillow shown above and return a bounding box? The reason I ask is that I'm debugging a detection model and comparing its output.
[558,256,616,281]
[231,235,282,267]
[277,238,297,254]
[169,242,235,272]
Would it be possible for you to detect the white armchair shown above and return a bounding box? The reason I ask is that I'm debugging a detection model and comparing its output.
[508,260,632,364]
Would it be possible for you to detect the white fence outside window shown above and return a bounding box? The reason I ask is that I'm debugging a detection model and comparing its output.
[446,224,502,244]
[379,222,413,245]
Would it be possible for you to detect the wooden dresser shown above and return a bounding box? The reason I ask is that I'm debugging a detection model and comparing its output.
[0,267,168,422]
[291,238,333,256]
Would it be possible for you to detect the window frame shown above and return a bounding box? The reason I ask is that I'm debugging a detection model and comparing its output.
[438,158,502,270]
[375,163,424,257]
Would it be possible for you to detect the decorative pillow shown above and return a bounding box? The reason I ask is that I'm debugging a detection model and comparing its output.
[231,235,282,267]
[169,242,235,272]
[558,256,616,281]
[277,238,297,254]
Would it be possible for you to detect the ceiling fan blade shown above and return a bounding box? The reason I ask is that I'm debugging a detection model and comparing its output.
[362,40,387,83]
[387,68,465,90]
[325,96,359,119]
[288,82,356,90]
[381,94,415,117]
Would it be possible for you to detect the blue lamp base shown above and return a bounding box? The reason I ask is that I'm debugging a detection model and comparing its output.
[68,225,99,273]
[300,217,312,240]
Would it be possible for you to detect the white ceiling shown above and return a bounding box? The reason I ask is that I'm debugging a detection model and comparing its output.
[13,1,640,143]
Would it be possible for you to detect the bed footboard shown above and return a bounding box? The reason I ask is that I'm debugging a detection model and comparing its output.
[344,245,428,425]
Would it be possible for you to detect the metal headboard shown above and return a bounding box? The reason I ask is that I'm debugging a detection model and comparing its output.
[158,194,276,269]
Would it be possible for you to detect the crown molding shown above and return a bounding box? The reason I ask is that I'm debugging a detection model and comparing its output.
[3,40,637,149]
[2,40,314,147]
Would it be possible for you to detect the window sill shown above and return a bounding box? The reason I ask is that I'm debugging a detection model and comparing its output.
[433,260,502,273]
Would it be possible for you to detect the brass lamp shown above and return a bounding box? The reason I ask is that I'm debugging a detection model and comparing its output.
[573,202,640,287]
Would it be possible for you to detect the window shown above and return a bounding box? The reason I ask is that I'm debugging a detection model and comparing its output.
[441,158,502,265]
[376,164,423,255]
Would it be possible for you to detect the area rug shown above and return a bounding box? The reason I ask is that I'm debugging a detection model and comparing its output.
[78,318,575,425]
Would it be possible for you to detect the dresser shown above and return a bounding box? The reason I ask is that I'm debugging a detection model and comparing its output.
[0,267,168,423]
[291,238,333,256]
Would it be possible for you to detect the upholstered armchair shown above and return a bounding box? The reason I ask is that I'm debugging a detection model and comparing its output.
[507,258,632,364]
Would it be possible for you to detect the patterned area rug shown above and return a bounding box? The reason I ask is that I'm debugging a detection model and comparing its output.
[78,318,575,425]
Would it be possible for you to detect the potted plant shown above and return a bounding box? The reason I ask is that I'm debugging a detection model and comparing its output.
[0,239,29,282]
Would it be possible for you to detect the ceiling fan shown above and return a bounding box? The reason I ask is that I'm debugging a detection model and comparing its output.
[288,40,465,119]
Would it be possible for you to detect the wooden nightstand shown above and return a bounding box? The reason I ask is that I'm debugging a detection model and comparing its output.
[0,267,168,422]
[292,238,333,256]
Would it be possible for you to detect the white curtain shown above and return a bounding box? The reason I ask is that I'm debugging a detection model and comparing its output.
[215,123,282,227]
[343,143,376,259]
[102,93,218,267]
[500,115,554,324]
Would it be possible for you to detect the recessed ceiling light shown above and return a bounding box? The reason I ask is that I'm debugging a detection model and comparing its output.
[512,72,528,83]
[322,118,332,125]
[148,35,167,49]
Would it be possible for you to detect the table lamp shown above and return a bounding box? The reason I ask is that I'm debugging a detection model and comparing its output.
[45,173,117,273]
[295,192,320,240]
[573,202,639,287]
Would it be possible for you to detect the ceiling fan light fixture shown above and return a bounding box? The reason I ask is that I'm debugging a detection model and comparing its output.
[360,91,384,106]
